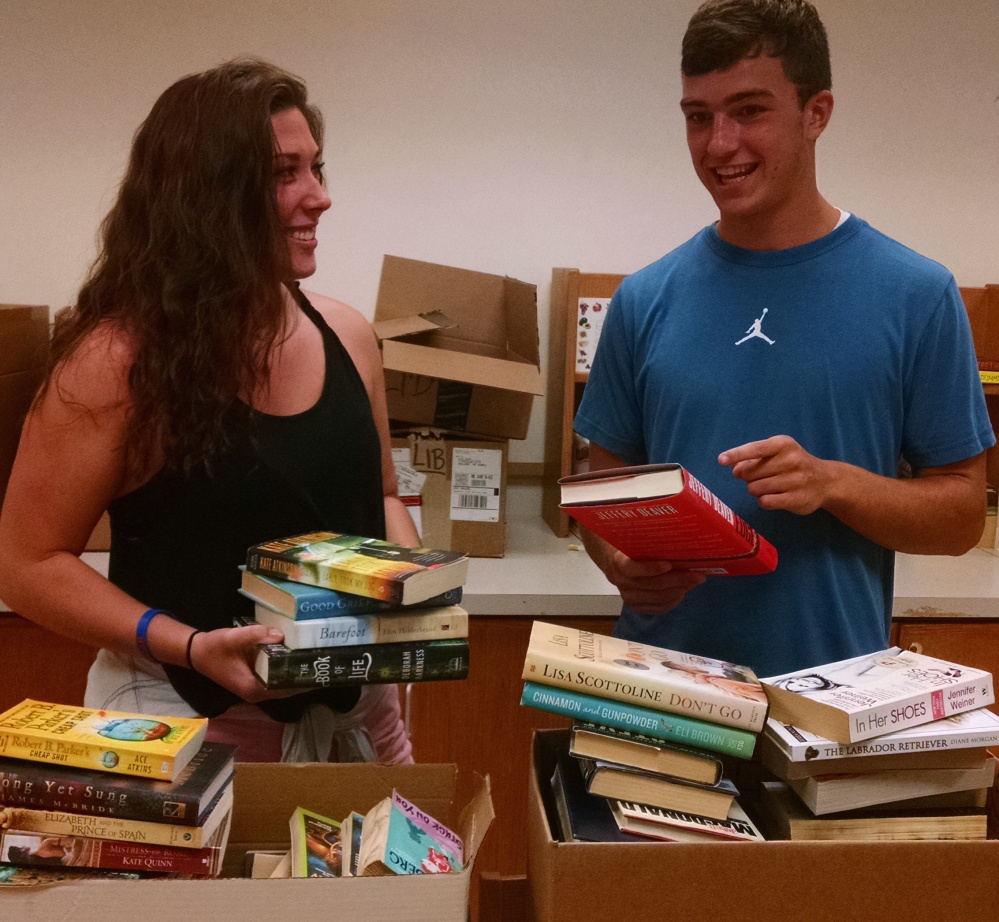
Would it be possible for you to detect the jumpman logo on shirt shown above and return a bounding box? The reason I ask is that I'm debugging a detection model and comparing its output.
[735,308,775,345]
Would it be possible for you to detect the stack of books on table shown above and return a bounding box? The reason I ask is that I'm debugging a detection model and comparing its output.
[756,647,999,841]
[0,699,235,878]
[519,621,768,843]
[242,531,471,690]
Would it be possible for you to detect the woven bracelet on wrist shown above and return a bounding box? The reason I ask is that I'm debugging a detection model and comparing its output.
[135,608,171,664]
[186,630,203,671]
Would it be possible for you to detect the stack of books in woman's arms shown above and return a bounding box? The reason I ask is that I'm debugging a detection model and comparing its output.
[241,531,471,690]
[755,647,998,841]
[519,621,768,843]
[0,699,235,879]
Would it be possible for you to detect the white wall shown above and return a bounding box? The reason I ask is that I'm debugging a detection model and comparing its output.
[2,0,997,465]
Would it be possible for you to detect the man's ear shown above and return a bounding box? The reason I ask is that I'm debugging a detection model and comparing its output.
[804,89,834,140]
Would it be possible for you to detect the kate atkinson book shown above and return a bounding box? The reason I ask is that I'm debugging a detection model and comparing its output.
[245,602,468,650]
[761,709,999,780]
[520,682,758,759]
[761,647,996,744]
[238,566,463,620]
[522,620,768,732]
[0,699,208,782]
[253,637,470,689]
[0,740,236,824]
[558,463,778,575]
[245,531,469,607]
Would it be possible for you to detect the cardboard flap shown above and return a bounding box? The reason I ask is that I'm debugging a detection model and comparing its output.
[372,311,457,343]
[456,772,495,866]
[502,277,541,366]
[382,339,545,396]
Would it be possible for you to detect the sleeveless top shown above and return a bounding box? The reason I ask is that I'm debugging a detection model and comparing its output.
[107,287,386,720]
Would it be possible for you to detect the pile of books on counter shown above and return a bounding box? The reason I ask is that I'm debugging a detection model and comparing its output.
[241,531,471,690]
[0,699,234,880]
[519,621,768,843]
[755,647,999,841]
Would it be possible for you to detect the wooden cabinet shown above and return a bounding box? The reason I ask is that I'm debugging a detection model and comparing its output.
[541,268,625,537]
[961,284,999,490]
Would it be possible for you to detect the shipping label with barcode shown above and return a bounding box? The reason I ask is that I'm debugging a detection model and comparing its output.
[450,448,502,522]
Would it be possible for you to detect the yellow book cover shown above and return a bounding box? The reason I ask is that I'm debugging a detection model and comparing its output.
[0,700,208,782]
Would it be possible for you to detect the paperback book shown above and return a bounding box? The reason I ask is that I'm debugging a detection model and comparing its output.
[288,806,341,878]
[578,757,739,822]
[238,566,463,620]
[761,711,999,780]
[340,811,364,876]
[253,637,470,689]
[0,776,234,850]
[244,603,468,650]
[356,789,463,876]
[758,780,988,841]
[786,753,997,815]
[0,699,209,782]
[521,681,758,759]
[609,798,765,843]
[569,721,723,786]
[559,463,778,575]
[0,740,236,824]
[761,647,996,744]
[245,531,469,607]
[522,620,768,732]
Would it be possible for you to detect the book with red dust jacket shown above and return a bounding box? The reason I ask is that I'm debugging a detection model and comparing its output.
[559,463,777,576]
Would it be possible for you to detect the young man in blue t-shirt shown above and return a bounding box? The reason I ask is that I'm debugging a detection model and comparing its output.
[574,0,994,677]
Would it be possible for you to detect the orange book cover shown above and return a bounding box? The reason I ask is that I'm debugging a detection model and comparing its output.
[559,463,777,575]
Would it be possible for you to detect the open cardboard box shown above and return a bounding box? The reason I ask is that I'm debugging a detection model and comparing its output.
[373,255,543,440]
[6,760,494,922]
[392,427,508,558]
[527,728,999,922]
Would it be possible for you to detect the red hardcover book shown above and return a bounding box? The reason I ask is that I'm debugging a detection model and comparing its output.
[559,463,777,576]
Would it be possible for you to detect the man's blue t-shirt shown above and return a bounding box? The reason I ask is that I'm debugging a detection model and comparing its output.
[574,216,994,677]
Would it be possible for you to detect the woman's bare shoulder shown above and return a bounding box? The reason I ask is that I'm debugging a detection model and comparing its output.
[49,319,136,411]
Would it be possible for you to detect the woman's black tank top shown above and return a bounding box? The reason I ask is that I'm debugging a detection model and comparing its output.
[107,288,385,720]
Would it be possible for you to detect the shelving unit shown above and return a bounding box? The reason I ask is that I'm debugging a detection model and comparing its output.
[541,268,625,537]
[961,284,999,490]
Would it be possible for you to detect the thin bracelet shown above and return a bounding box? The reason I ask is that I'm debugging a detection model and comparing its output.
[135,608,171,664]
[186,630,203,671]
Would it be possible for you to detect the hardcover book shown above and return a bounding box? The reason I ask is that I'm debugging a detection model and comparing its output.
[609,798,765,843]
[761,647,996,744]
[288,806,342,878]
[520,681,758,759]
[758,780,988,841]
[761,711,999,780]
[356,789,463,876]
[578,757,739,822]
[238,566,463,620]
[559,463,778,575]
[550,749,638,843]
[245,531,469,606]
[253,637,470,689]
[786,753,997,815]
[0,740,236,824]
[0,699,209,782]
[0,815,230,877]
[569,721,723,786]
[522,620,768,732]
[245,602,468,650]
[0,776,234,850]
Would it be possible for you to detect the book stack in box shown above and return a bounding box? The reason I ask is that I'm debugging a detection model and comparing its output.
[756,647,999,841]
[0,699,235,879]
[241,531,471,689]
[519,621,768,842]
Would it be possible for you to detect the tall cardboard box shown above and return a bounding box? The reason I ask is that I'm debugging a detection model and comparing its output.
[528,729,999,922]
[392,428,508,558]
[373,255,544,440]
[0,305,48,507]
[6,761,494,922]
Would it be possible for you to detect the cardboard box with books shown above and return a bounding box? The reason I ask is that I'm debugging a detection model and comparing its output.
[372,255,544,440]
[392,428,508,558]
[528,728,999,922]
[5,760,494,922]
